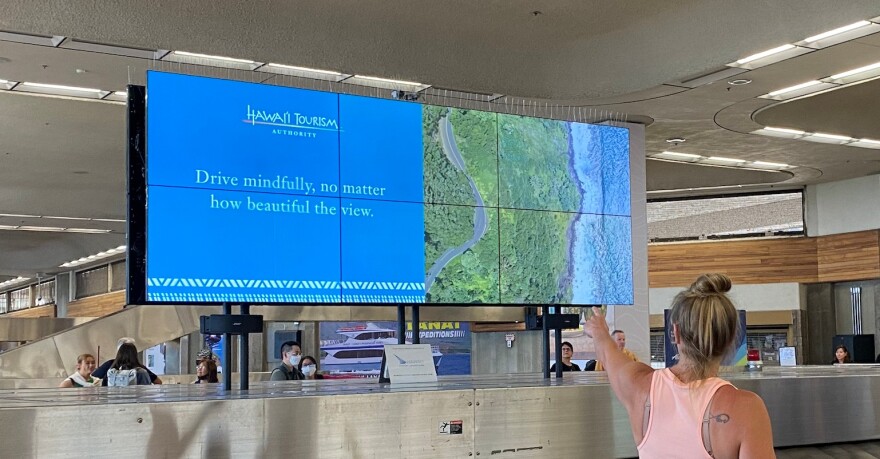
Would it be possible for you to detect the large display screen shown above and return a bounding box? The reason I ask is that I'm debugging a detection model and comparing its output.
[140,71,632,305]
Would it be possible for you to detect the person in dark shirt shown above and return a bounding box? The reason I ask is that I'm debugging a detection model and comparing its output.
[270,340,305,381]
[550,341,581,372]
[90,337,162,386]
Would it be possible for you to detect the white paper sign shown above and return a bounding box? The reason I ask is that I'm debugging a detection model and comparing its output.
[779,346,797,366]
[384,344,438,385]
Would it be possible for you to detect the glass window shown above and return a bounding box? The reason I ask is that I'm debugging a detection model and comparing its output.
[650,331,665,363]
[746,329,789,366]
[0,293,7,314]
[76,266,109,299]
[9,288,30,311]
[36,280,55,305]
[110,260,126,292]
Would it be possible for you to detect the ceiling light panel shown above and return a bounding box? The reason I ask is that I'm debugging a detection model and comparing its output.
[759,80,838,100]
[802,132,854,144]
[258,63,350,82]
[348,75,431,92]
[0,30,65,47]
[652,151,702,162]
[163,50,264,71]
[13,81,110,99]
[59,39,169,59]
[0,225,112,234]
[849,138,880,149]
[753,127,807,139]
[59,246,126,268]
[103,91,129,102]
[825,61,880,84]
[0,277,30,289]
[750,161,792,170]
[728,44,812,70]
[704,156,747,165]
[796,20,880,49]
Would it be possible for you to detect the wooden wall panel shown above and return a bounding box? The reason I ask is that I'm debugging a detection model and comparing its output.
[66,290,126,318]
[649,230,880,288]
[6,304,56,318]
[648,237,818,288]
[816,230,880,282]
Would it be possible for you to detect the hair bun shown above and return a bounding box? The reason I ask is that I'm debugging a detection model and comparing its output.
[691,273,732,295]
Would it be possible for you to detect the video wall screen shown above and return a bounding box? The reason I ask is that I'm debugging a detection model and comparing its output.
[137,71,632,305]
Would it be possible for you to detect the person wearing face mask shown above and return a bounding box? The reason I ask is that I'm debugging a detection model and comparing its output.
[270,340,305,381]
[298,355,324,380]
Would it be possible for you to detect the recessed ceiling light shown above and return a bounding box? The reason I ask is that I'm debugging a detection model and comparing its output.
[811,132,852,141]
[764,127,806,135]
[59,245,126,268]
[706,156,746,164]
[353,75,424,87]
[265,63,343,76]
[19,82,103,93]
[830,61,880,80]
[0,277,30,289]
[658,151,700,159]
[728,79,752,86]
[171,50,254,64]
[736,44,796,65]
[665,137,686,143]
[767,80,822,97]
[804,20,872,43]
[752,161,790,168]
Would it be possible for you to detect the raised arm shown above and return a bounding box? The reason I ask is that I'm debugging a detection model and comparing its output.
[584,307,654,414]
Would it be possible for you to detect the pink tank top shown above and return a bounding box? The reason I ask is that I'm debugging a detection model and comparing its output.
[637,368,732,458]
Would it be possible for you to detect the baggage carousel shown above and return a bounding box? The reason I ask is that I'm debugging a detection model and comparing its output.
[0,366,877,458]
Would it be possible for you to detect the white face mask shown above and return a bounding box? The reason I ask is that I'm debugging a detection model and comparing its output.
[301,364,315,376]
[289,354,301,366]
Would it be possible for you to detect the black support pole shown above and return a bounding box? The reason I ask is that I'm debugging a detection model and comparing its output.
[554,307,563,378]
[239,303,250,391]
[222,302,232,390]
[542,305,550,379]
[411,305,420,344]
[397,305,406,344]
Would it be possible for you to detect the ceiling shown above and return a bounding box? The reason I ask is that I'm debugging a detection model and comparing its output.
[1,1,880,283]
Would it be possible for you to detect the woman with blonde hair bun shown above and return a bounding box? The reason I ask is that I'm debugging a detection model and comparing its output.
[585,273,775,458]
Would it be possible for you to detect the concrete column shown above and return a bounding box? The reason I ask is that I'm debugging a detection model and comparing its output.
[805,283,836,364]
[54,273,70,318]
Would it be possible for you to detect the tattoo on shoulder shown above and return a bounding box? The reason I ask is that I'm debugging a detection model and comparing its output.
[709,412,730,423]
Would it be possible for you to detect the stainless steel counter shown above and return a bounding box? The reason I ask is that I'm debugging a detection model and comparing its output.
[0,366,877,458]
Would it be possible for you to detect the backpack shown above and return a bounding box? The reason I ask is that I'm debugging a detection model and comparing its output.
[106,368,138,386]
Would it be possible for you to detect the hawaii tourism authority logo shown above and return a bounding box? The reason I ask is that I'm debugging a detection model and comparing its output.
[243,105,340,138]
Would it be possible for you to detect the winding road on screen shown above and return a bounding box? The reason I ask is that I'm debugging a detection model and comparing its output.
[425,110,489,293]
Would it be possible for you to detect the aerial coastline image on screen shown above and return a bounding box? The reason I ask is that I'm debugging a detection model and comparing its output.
[144,71,632,305]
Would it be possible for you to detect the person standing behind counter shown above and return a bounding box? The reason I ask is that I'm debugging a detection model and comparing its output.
[270,341,305,381]
[585,274,775,458]
[832,344,851,364]
[59,353,99,388]
[550,341,581,372]
[595,329,639,371]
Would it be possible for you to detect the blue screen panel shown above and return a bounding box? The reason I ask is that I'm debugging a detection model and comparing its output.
[147,72,341,198]
[339,94,424,204]
[340,199,426,303]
